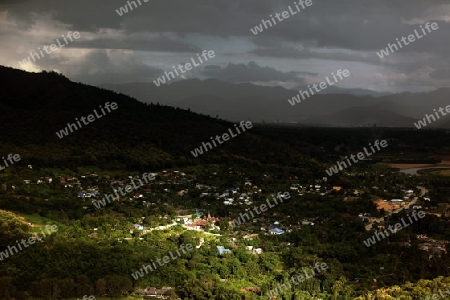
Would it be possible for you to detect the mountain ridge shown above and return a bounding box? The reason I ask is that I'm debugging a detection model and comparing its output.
[102,79,450,127]
[0,66,321,173]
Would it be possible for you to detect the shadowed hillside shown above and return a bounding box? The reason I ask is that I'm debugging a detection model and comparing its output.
[0,66,319,174]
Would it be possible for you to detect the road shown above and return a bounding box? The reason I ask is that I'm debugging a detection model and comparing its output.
[365,186,428,231]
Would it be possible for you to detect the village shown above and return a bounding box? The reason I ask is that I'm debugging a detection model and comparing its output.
[1,162,449,298]
[13,167,447,249]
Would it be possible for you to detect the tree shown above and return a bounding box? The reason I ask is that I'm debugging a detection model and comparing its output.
[95,278,107,295]
[0,209,31,248]
[0,276,13,299]
[76,275,94,297]
[105,275,132,298]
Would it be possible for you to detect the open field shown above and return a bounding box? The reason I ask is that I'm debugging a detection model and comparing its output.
[424,169,450,176]
[19,213,62,233]
[64,297,141,300]
[386,160,450,169]
[374,199,402,213]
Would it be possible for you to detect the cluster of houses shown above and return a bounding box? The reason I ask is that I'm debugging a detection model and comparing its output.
[135,286,174,299]
[216,245,264,255]
[77,187,100,198]
[22,177,53,185]
[196,182,261,206]
[221,189,255,206]
[416,234,449,257]
[268,228,285,235]
[179,211,220,231]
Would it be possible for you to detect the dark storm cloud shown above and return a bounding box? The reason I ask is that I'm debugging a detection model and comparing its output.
[0,0,445,47]
[2,0,450,91]
[2,0,448,52]
[0,0,271,33]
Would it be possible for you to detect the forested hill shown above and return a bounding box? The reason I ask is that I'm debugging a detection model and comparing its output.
[0,66,319,175]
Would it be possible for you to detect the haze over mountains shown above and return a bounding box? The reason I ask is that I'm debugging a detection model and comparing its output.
[103,80,450,128]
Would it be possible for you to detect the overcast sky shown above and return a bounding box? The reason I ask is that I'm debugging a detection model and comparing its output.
[1,0,449,93]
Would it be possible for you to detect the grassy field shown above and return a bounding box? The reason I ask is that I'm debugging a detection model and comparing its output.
[417,168,450,175]
[18,213,62,233]
[432,169,450,176]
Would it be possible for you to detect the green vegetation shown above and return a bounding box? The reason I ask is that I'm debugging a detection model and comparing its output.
[0,161,449,299]
[1,67,450,299]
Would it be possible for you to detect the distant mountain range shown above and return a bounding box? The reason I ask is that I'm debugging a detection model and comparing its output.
[103,79,450,128]
[292,85,391,97]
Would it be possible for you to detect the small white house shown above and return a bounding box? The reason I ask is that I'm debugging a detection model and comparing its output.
[253,248,263,254]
